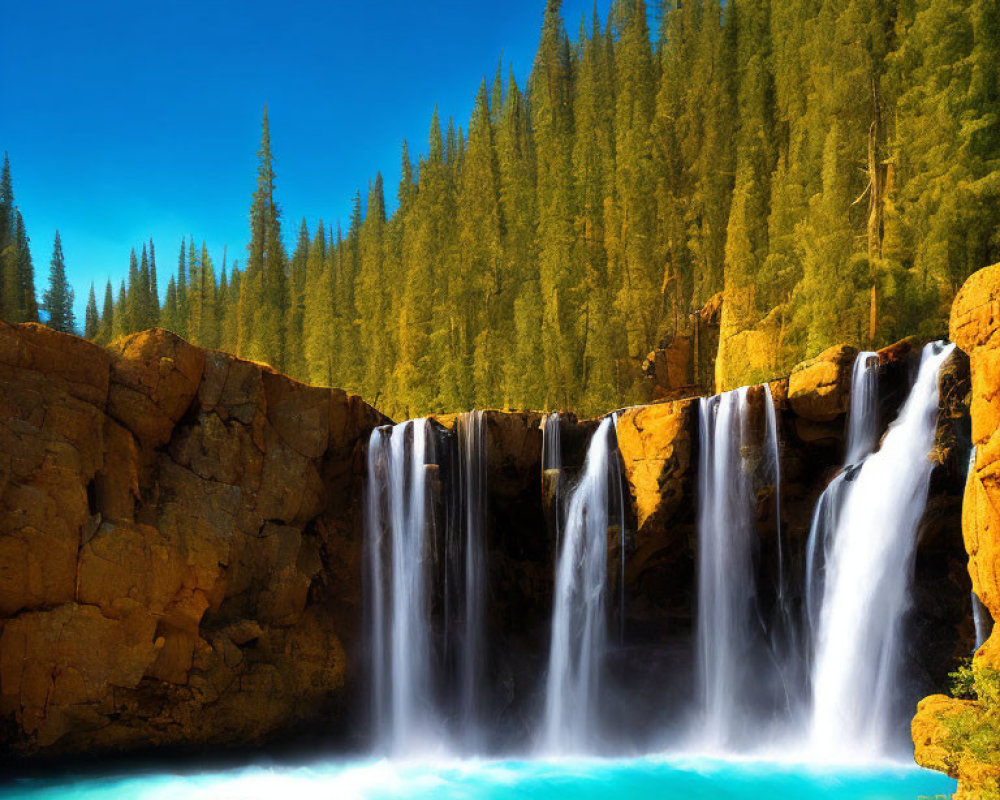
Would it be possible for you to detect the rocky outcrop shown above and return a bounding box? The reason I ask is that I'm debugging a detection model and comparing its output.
[913,264,1000,799]
[787,344,857,422]
[0,323,384,755]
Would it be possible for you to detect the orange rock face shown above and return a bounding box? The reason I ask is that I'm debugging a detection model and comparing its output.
[787,344,858,422]
[950,263,1000,670]
[912,263,1000,798]
[0,324,384,755]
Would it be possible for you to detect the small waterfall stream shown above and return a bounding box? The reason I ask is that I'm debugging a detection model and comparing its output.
[542,412,563,547]
[809,342,955,757]
[365,419,436,754]
[695,388,760,749]
[456,411,487,741]
[542,416,619,753]
[804,351,880,648]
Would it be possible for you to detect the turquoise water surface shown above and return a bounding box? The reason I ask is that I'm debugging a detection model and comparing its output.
[0,757,957,799]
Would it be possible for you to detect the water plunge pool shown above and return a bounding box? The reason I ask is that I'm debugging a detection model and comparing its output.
[0,756,956,799]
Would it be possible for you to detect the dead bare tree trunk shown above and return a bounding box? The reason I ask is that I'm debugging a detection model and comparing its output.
[867,73,887,348]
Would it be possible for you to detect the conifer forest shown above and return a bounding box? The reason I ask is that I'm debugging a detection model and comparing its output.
[3,0,999,417]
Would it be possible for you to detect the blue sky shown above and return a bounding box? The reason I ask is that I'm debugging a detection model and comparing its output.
[2,0,630,323]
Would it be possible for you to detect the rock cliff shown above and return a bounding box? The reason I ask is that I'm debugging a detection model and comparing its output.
[0,323,384,755]
[913,264,1000,799]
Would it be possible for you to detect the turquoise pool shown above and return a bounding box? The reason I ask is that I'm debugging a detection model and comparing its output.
[0,756,957,799]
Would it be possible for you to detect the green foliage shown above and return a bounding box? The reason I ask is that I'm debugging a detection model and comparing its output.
[42,232,74,333]
[0,154,38,323]
[84,283,99,340]
[945,661,1000,769]
[61,0,1000,414]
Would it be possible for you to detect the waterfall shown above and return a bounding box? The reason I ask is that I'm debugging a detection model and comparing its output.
[804,351,881,645]
[542,416,617,753]
[973,592,993,653]
[364,419,436,754]
[764,384,803,717]
[809,342,955,757]
[695,388,760,750]
[542,413,563,549]
[456,410,487,742]
[845,352,880,464]
[608,413,628,645]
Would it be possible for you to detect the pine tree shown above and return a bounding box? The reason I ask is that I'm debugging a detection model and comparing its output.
[97,279,114,344]
[161,276,178,336]
[42,231,75,333]
[240,107,287,369]
[112,280,127,340]
[304,224,333,386]
[571,9,616,405]
[456,81,503,408]
[148,238,159,325]
[0,153,13,319]
[176,238,189,339]
[198,242,218,348]
[221,263,241,354]
[285,218,310,380]
[13,211,37,322]
[138,244,152,330]
[84,283,99,339]
[186,239,202,342]
[123,248,140,334]
[531,0,578,408]
[358,176,389,400]
[496,70,544,409]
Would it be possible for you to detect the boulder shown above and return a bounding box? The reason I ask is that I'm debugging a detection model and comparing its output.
[615,401,694,540]
[107,329,204,448]
[787,344,857,422]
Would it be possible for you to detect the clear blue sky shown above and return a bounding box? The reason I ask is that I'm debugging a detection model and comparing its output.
[2,0,626,324]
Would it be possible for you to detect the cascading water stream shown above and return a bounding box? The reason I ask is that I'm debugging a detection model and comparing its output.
[541,416,617,754]
[542,412,563,549]
[973,592,993,652]
[364,419,435,754]
[695,388,760,750]
[456,410,487,742]
[764,384,805,719]
[804,351,880,647]
[809,342,955,758]
[845,351,880,464]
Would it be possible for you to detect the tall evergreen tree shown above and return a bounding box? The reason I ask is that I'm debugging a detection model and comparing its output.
[0,153,13,319]
[358,177,389,400]
[148,238,159,325]
[531,0,579,408]
[42,231,75,333]
[97,279,114,344]
[240,107,288,369]
[84,283,99,339]
[285,218,310,380]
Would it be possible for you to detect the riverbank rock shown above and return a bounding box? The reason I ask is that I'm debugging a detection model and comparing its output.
[0,324,383,756]
[912,262,1000,799]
